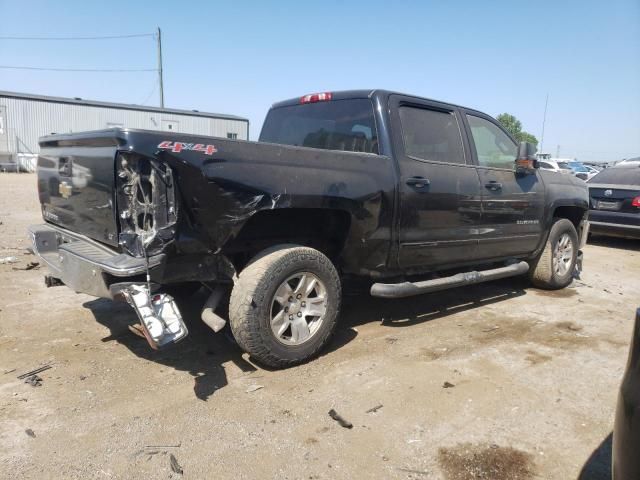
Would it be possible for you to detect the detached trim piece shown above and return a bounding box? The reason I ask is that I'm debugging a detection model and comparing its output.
[370,261,529,298]
[589,221,640,230]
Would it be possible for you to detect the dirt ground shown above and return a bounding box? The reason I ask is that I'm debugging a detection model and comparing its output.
[0,173,638,480]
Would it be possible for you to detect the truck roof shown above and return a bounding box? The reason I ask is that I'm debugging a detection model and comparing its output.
[270,89,488,117]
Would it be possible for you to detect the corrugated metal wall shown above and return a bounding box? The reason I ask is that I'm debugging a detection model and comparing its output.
[0,95,249,155]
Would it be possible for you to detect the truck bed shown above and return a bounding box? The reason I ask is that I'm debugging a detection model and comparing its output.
[38,128,396,274]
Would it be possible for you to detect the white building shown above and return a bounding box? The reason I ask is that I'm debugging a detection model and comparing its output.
[0,90,249,171]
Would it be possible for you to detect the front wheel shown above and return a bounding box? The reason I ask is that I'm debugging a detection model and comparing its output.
[229,245,341,368]
[529,218,579,289]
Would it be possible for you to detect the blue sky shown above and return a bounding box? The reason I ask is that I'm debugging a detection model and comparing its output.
[1,0,638,162]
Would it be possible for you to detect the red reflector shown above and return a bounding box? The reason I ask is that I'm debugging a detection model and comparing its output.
[300,92,333,104]
[632,196,640,207]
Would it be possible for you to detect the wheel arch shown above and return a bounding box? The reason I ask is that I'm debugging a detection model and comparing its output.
[222,207,352,271]
[552,204,587,229]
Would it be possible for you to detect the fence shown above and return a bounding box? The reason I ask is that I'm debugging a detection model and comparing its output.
[0,134,37,173]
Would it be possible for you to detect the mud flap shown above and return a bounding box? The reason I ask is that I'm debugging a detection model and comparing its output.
[122,284,188,349]
[574,250,584,279]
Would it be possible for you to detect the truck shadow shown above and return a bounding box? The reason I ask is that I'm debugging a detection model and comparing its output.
[84,292,256,402]
[577,433,612,480]
[588,235,640,251]
[338,276,527,330]
[84,277,527,400]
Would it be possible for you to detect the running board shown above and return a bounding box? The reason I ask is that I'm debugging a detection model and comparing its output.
[370,261,529,299]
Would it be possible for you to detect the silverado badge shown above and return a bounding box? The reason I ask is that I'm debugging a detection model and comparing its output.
[59,181,72,199]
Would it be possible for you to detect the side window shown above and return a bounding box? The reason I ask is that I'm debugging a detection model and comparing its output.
[466,115,517,169]
[399,106,465,164]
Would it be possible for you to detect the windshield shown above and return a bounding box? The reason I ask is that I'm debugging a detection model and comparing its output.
[588,166,640,185]
[557,162,570,169]
[259,99,378,154]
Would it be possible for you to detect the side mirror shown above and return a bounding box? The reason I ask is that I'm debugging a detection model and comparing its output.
[515,142,538,174]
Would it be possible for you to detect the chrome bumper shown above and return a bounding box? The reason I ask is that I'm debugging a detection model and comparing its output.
[27,223,163,299]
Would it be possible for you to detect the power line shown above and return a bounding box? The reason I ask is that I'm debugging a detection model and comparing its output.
[140,82,158,106]
[0,33,155,40]
[0,65,156,72]
[1,28,165,106]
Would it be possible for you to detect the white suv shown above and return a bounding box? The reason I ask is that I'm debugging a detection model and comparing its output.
[538,159,572,174]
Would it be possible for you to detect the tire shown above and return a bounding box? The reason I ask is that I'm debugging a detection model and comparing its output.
[229,244,341,368]
[529,218,579,289]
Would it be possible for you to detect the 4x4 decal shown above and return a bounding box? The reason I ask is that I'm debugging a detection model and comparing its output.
[158,141,217,155]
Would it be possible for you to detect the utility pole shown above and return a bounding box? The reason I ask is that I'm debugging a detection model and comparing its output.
[540,93,548,153]
[156,27,164,108]
[556,145,560,158]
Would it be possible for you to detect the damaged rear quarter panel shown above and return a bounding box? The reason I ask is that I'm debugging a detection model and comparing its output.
[150,136,397,275]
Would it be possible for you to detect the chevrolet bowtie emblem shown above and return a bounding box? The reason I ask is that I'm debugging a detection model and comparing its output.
[59,181,72,199]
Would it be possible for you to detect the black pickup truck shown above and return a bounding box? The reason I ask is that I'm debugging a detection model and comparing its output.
[29,90,589,367]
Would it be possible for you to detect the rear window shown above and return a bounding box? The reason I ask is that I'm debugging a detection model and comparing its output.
[399,106,466,164]
[588,166,640,185]
[259,99,378,154]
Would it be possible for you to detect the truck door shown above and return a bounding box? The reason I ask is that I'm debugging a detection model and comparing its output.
[389,95,484,270]
[463,112,545,258]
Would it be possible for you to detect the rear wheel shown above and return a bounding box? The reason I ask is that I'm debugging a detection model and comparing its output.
[229,245,341,368]
[529,218,579,289]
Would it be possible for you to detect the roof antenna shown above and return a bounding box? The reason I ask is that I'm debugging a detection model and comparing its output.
[539,93,549,153]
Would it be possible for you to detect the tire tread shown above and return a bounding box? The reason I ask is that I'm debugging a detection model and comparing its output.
[229,245,341,368]
[529,218,578,289]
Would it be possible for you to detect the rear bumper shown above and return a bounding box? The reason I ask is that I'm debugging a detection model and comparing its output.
[589,210,640,238]
[27,223,164,299]
[590,221,640,239]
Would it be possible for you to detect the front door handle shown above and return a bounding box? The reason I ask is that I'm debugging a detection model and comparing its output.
[406,176,431,189]
[484,181,502,191]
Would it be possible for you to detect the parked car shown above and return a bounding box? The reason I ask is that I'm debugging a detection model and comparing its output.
[613,308,640,480]
[538,159,573,174]
[566,161,594,181]
[585,165,601,179]
[588,161,640,239]
[28,89,589,367]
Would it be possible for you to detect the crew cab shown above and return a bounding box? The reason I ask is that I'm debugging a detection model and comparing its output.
[29,90,589,367]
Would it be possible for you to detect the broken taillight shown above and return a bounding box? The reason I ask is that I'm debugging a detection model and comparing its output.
[116,153,178,257]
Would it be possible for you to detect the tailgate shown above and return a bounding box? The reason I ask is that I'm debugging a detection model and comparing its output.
[37,133,120,247]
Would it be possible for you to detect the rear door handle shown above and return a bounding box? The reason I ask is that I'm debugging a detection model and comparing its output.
[406,176,431,189]
[484,181,502,191]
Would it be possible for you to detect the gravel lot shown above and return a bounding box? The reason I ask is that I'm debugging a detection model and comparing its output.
[1,173,638,479]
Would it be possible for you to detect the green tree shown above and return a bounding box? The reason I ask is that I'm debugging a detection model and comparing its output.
[516,131,538,146]
[496,113,538,146]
